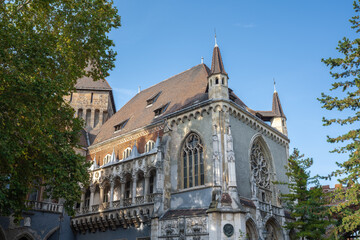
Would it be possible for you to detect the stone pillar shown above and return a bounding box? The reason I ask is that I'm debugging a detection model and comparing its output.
[120,179,125,207]
[89,184,96,209]
[99,108,104,126]
[110,179,114,208]
[132,174,137,204]
[99,185,104,204]
[144,174,150,203]
[80,190,85,213]
[90,108,95,129]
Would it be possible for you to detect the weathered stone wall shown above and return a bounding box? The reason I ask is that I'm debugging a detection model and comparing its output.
[229,114,289,199]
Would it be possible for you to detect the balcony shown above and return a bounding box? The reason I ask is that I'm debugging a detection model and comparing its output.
[71,194,161,234]
[26,201,63,214]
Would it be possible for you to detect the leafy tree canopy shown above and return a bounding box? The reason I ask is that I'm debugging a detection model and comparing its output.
[319,0,360,236]
[279,149,331,240]
[0,0,120,220]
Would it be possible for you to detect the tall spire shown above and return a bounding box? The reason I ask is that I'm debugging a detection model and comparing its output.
[210,39,227,76]
[272,90,286,119]
[273,78,277,92]
[214,30,218,47]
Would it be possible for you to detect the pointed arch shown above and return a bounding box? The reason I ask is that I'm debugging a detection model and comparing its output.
[248,134,275,202]
[265,217,284,240]
[180,131,205,189]
[14,231,35,240]
[245,218,259,240]
[43,226,59,240]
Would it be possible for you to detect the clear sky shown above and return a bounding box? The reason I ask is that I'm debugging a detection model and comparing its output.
[106,1,357,186]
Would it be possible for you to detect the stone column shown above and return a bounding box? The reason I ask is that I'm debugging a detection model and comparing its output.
[132,174,137,204]
[90,108,95,128]
[99,108,104,126]
[110,179,114,208]
[99,185,104,204]
[89,184,96,210]
[144,173,150,203]
[120,179,125,207]
[80,190,85,213]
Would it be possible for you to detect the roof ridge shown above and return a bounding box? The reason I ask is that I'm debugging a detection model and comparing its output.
[140,64,208,94]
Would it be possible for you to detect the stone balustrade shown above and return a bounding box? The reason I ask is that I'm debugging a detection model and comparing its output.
[258,201,282,216]
[71,202,155,234]
[26,201,63,213]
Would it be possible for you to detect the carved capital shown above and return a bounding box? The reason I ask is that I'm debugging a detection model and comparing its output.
[89,184,96,193]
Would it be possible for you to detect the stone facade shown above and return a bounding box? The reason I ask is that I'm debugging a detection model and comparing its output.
[0,43,292,240]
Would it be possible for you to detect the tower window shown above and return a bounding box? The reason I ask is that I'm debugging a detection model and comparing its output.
[94,109,100,127]
[103,111,108,124]
[78,109,83,119]
[210,79,212,86]
[215,78,219,85]
[85,109,91,127]
[70,93,73,103]
[90,93,93,103]
[222,78,224,85]
[154,102,170,117]
[114,119,129,132]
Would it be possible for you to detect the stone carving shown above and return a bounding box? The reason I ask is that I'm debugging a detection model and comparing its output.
[223,223,234,237]
[250,142,270,189]
[185,217,207,235]
[161,219,179,236]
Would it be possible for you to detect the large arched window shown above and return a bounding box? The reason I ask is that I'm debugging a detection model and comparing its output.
[182,133,204,189]
[250,139,272,202]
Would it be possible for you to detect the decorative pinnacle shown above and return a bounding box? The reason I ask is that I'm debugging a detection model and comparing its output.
[201,57,204,64]
[273,78,277,92]
[214,29,218,47]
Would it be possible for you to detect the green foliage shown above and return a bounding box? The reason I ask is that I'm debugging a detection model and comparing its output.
[319,0,360,236]
[280,149,331,240]
[0,0,120,220]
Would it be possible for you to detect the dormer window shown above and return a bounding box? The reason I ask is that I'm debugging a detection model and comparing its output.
[114,119,129,132]
[146,91,162,106]
[154,102,170,117]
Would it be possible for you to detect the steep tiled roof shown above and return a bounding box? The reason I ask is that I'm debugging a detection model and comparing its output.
[93,64,212,144]
[210,46,227,76]
[272,91,286,118]
[253,91,286,121]
[75,76,112,91]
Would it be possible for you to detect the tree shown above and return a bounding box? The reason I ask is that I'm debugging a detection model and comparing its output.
[319,0,360,236]
[279,149,331,240]
[0,0,120,220]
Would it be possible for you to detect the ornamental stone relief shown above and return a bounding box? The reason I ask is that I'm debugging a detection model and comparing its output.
[160,216,208,238]
[185,217,208,235]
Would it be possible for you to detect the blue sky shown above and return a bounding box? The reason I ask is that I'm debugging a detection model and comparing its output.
[107,1,357,185]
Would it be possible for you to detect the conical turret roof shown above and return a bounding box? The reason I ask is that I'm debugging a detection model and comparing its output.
[210,45,227,76]
[272,91,286,119]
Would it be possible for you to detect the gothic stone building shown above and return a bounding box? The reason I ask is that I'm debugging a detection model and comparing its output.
[70,42,292,240]
[0,43,292,240]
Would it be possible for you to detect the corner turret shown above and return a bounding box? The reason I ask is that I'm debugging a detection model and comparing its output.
[208,37,229,100]
[270,88,287,136]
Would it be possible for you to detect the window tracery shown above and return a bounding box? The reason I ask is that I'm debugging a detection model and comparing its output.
[182,133,204,189]
[250,141,270,189]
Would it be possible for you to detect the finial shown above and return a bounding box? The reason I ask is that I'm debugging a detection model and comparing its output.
[201,57,204,64]
[138,86,141,93]
[273,78,277,93]
[214,28,218,47]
